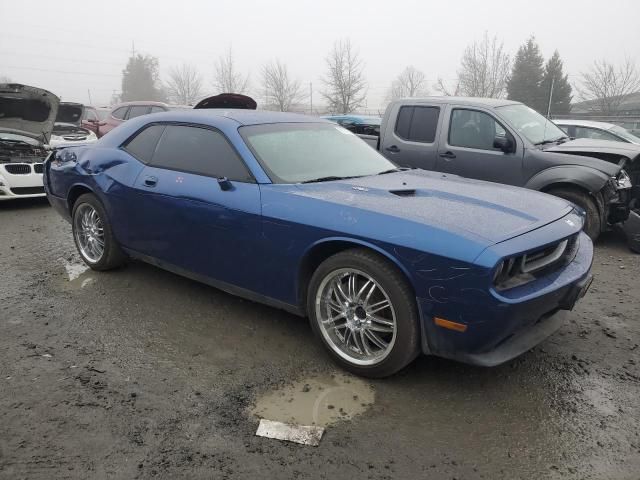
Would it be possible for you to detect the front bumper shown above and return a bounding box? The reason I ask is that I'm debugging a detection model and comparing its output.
[0,165,46,201]
[418,231,593,366]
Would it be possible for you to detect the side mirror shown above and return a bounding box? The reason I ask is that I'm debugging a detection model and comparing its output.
[493,136,514,153]
[217,176,233,191]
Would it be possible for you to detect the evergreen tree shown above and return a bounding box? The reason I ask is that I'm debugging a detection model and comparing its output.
[507,36,545,112]
[121,54,166,102]
[541,50,572,115]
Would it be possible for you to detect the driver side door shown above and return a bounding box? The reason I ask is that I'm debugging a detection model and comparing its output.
[436,106,524,186]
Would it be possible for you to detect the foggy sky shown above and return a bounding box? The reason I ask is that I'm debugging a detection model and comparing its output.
[1,0,639,109]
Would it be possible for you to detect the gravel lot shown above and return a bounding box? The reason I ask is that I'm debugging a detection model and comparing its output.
[1,198,639,480]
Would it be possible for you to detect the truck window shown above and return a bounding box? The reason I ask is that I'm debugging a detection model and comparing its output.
[449,109,507,151]
[395,106,439,143]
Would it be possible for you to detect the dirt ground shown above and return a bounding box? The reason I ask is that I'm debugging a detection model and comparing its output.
[1,198,639,480]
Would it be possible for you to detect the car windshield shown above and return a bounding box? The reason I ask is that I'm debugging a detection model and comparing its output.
[611,125,640,143]
[496,104,567,145]
[240,123,395,183]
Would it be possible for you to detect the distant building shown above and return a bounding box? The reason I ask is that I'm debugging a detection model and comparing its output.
[571,92,640,115]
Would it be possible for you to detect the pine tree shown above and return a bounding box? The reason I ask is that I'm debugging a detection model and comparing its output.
[507,36,545,112]
[121,54,166,102]
[541,50,572,115]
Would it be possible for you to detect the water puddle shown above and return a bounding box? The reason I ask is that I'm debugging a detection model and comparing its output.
[64,260,89,281]
[251,373,375,427]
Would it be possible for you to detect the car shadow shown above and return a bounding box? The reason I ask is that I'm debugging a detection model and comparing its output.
[0,197,50,211]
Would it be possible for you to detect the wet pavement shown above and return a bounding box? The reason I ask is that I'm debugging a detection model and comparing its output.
[1,198,639,479]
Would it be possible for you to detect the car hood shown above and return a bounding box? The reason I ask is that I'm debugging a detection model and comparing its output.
[291,170,573,246]
[55,102,83,126]
[545,138,640,163]
[0,83,60,144]
[194,93,257,110]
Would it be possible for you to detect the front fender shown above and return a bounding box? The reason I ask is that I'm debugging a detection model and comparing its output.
[525,166,611,193]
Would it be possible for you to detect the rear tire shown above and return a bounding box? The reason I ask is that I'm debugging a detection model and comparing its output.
[547,188,601,240]
[72,193,126,270]
[307,248,420,378]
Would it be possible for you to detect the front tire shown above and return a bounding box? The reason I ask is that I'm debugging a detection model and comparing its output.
[72,193,126,270]
[307,249,420,378]
[547,188,601,240]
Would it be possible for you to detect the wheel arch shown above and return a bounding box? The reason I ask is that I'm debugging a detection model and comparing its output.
[67,183,96,214]
[525,166,609,194]
[296,237,416,315]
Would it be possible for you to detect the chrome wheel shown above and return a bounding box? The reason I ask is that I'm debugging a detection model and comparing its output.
[74,203,105,263]
[315,268,397,366]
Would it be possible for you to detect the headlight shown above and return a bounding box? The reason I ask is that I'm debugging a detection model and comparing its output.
[615,169,632,189]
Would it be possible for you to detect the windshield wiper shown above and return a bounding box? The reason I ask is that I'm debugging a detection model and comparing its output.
[301,175,361,184]
[377,168,403,175]
[534,135,569,146]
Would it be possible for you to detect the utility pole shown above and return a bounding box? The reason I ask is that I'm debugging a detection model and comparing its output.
[131,41,136,57]
[309,82,313,115]
[546,77,555,118]
[87,89,93,105]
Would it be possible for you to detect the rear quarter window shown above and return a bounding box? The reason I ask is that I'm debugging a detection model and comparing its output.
[394,106,439,143]
[123,124,166,163]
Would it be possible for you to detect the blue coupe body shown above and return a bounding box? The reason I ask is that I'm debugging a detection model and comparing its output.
[44,110,593,368]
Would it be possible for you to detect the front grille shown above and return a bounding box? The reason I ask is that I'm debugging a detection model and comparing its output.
[10,187,45,195]
[33,163,44,174]
[4,164,32,175]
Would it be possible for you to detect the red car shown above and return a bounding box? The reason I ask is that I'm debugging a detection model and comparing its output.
[96,101,174,138]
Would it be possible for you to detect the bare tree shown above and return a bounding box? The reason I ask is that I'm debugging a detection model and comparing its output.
[577,58,640,114]
[212,48,250,94]
[321,39,367,114]
[262,60,306,111]
[437,33,510,98]
[388,66,428,100]
[166,64,203,105]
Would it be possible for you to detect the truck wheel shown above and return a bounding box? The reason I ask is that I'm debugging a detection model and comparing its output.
[307,248,420,378]
[547,188,601,240]
[72,193,126,270]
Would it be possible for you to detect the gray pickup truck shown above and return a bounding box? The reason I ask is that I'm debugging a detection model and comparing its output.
[370,97,640,248]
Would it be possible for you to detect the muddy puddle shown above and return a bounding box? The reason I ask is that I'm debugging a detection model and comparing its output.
[251,373,375,427]
[61,258,96,289]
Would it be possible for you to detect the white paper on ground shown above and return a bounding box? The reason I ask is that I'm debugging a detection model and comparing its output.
[255,419,324,446]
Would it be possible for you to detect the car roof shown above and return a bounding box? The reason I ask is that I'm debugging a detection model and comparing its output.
[392,96,522,108]
[112,101,169,109]
[553,119,617,130]
[149,109,328,126]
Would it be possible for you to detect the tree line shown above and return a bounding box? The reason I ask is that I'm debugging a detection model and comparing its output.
[117,35,640,116]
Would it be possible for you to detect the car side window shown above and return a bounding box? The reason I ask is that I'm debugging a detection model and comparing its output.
[150,125,252,182]
[123,124,166,163]
[84,109,99,122]
[575,126,619,142]
[395,106,439,143]
[149,106,166,114]
[112,106,128,120]
[127,106,151,119]
[449,109,508,151]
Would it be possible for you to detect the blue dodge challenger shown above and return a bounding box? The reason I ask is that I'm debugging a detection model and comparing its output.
[44,110,594,377]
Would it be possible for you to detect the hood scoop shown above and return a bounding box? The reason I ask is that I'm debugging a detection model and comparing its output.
[389,188,416,197]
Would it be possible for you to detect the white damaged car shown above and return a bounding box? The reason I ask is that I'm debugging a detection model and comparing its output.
[49,102,98,148]
[0,83,59,201]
